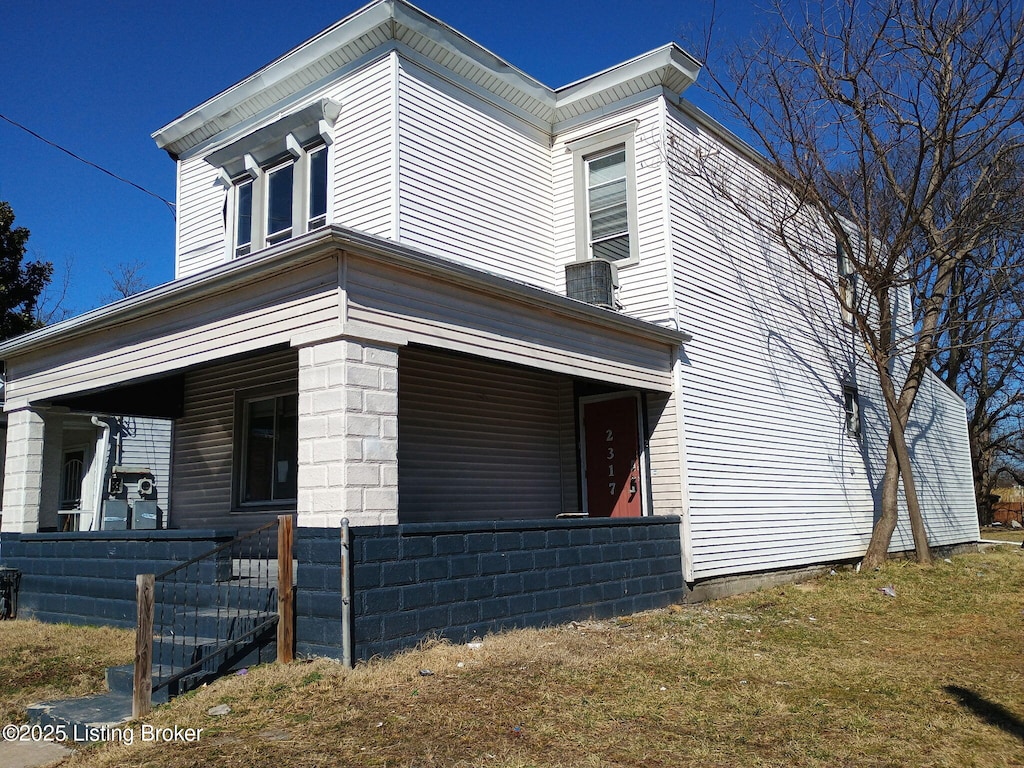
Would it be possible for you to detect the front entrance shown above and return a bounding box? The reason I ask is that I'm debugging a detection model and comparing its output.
[580,393,644,517]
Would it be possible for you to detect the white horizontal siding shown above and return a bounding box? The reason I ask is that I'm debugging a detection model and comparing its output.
[876,364,980,552]
[552,100,674,322]
[646,390,683,516]
[344,255,676,393]
[665,105,876,580]
[174,55,396,278]
[329,55,395,238]
[397,58,555,289]
[5,258,339,407]
[175,156,227,279]
[172,348,298,531]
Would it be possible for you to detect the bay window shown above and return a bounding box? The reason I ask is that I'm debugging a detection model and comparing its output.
[229,143,328,257]
[210,99,341,260]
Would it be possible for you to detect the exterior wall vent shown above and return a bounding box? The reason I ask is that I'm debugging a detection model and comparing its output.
[565,260,619,309]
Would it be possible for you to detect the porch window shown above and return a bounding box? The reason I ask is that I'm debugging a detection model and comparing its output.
[239,393,298,504]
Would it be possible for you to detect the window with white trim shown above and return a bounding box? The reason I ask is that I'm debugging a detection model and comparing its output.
[843,385,861,439]
[229,143,328,257]
[837,242,857,326]
[210,99,340,260]
[307,145,328,230]
[569,122,640,265]
[586,147,630,261]
[234,178,254,257]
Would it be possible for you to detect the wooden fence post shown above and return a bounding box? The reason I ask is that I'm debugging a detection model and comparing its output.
[277,514,294,664]
[133,574,154,719]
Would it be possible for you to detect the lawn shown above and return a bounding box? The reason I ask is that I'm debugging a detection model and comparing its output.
[0,621,133,726]
[9,546,1024,768]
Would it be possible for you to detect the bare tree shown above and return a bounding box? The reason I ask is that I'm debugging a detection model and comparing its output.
[33,254,75,325]
[104,259,150,301]
[933,225,1024,524]
[687,0,1024,566]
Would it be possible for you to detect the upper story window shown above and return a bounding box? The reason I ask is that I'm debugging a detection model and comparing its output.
[229,144,328,257]
[568,121,639,266]
[587,148,630,261]
[266,162,295,245]
[842,385,861,439]
[208,98,341,259]
[235,179,254,257]
[837,242,857,326]
[307,146,328,230]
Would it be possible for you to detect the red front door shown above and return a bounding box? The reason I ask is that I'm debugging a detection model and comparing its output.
[582,395,643,517]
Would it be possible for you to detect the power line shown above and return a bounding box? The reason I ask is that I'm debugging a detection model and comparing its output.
[0,112,176,217]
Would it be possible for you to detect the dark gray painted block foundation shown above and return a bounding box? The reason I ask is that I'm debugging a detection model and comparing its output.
[295,517,685,661]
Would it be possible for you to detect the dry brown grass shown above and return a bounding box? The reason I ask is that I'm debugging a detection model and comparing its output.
[0,620,133,725]
[15,548,1024,768]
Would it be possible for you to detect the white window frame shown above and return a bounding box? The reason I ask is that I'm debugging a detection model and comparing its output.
[568,122,640,266]
[306,144,329,231]
[264,159,296,246]
[226,141,330,259]
[842,385,861,439]
[837,242,857,327]
[232,177,254,258]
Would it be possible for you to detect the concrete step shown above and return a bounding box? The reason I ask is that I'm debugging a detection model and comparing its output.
[152,623,277,681]
[104,664,210,705]
[27,692,132,741]
[155,605,274,639]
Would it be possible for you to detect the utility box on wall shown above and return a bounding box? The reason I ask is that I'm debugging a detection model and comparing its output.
[102,466,160,531]
[132,500,160,529]
[101,499,130,530]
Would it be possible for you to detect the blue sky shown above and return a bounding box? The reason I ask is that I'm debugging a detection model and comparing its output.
[0,0,752,318]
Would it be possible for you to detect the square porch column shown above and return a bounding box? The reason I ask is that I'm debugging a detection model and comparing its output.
[297,338,398,527]
[1,407,46,533]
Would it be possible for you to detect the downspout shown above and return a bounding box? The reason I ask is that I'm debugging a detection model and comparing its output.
[90,416,111,531]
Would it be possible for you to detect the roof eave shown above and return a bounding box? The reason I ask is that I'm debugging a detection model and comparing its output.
[0,228,689,361]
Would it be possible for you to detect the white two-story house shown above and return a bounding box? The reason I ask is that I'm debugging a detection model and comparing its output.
[0,0,977,585]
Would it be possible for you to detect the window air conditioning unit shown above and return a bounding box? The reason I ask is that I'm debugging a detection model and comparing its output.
[565,259,618,309]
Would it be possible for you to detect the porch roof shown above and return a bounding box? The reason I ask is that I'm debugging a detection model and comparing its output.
[0,226,688,360]
[0,227,689,408]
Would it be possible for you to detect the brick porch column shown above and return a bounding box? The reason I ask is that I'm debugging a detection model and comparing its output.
[1,407,46,533]
[296,338,398,527]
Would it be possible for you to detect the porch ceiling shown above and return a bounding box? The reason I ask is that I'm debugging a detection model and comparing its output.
[49,373,185,419]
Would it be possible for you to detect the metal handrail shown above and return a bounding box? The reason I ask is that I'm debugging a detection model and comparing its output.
[145,520,282,705]
[156,519,279,579]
